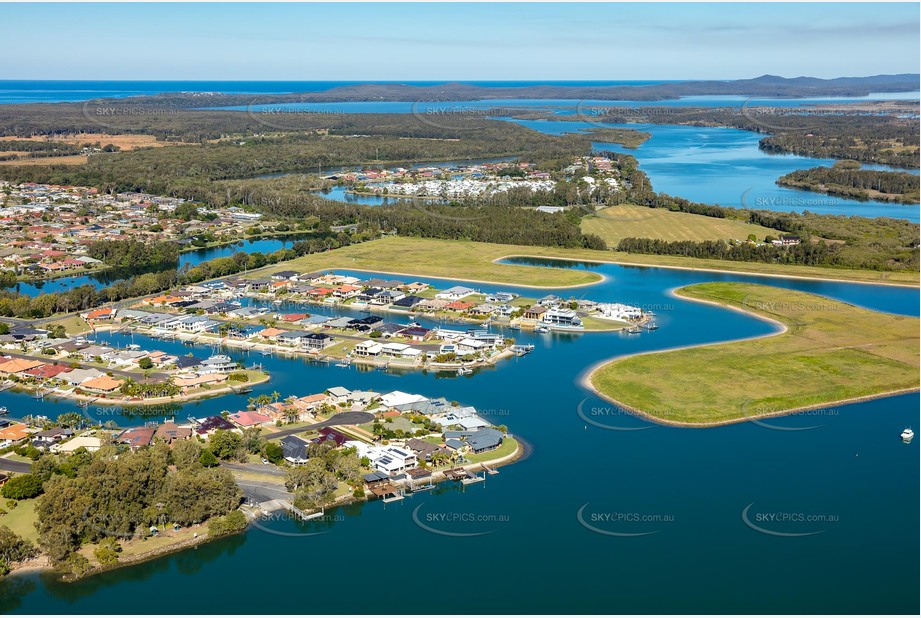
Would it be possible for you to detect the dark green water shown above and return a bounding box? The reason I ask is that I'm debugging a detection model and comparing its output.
[2,260,918,614]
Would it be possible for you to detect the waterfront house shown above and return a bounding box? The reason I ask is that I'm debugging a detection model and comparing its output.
[172,356,204,371]
[300,333,334,351]
[435,286,477,301]
[81,375,123,394]
[522,306,547,321]
[392,295,424,310]
[195,415,237,435]
[118,427,156,450]
[405,438,440,462]
[173,373,228,388]
[540,308,583,329]
[276,330,311,346]
[229,410,273,428]
[199,355,236,374]
[326,386,352,404]
[154,422,193,444]
[354,341,383,357]
[467,427,504,453]
[258,327,287,341]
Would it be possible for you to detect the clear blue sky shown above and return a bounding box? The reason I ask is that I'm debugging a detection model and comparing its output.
[2,2,918,80]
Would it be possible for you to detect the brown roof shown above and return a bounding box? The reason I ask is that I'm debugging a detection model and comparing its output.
[155,422,192,442]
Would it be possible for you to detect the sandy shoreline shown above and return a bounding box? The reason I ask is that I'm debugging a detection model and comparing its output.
[579,286,919,428]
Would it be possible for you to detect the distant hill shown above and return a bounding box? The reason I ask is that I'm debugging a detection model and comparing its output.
[119,74,920,106]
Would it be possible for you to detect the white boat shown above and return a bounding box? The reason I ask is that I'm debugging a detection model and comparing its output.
[126,343,141,350]
[901,427,914,441]
[0,406,7,415]
[534,325,550,334]
[457,367,473,376]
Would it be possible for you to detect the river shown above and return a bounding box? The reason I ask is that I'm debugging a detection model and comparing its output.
[9,236,309,297]
[2,259,918,614]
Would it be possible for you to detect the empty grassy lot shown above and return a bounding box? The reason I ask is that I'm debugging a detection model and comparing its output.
[588,282,920,425]
[581,204,777,244]
[252,237,919,287]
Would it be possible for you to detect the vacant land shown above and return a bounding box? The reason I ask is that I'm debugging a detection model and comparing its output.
[582,204,777,244]
[253,237,920,287]
[258,237,604,288]
[0,133,173,151]
[0,154,88,166]
[589,282,920,425]
[0,498,39,544]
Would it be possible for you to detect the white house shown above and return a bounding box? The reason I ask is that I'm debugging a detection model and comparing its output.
[435,286,477,301]
[354,341,383,357]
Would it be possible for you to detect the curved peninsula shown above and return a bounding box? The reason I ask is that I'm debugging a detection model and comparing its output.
[586,282,920,426]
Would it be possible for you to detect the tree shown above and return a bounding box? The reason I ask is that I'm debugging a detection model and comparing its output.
[0,322,9,335]
[38,525,79,564]
[239,427,264,455]
[263,442,283,465]
[55,412,86,429]
[93,537,121,566]
[171,440,202,470]
[199,449,219,468]
[207,509,247,538]
[207,430,241,460]
[0,526,37,571]
[138,357,153,370]
[1,474,43,500]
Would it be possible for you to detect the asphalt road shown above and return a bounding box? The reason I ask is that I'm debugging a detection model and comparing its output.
[263,411,374,439]
[0,457,32,474]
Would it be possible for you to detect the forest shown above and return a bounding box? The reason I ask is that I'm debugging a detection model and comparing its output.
[582,106,920,168]
[776,161,920,204]
[30,441,242,575]
[86,239,181,269]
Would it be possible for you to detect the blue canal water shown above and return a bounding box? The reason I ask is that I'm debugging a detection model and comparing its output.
[2,260,918,614]
[504,118,921,222]
[227,91,921,115]
[9,237,307,297]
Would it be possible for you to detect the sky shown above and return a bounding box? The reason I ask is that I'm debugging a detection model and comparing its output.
[1,2,919,81]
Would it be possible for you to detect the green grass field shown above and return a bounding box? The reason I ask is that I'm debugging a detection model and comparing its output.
[0,498,39,544]
[251,237,919,287]
[589,282,920,425]
[582,204,777,244]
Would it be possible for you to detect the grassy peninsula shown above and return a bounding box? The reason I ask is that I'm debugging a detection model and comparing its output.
[588,282,920,425]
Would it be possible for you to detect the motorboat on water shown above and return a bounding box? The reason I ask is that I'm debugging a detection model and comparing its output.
[457,367,473,376]
[901,427,914,442]
[534,325,550,334]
